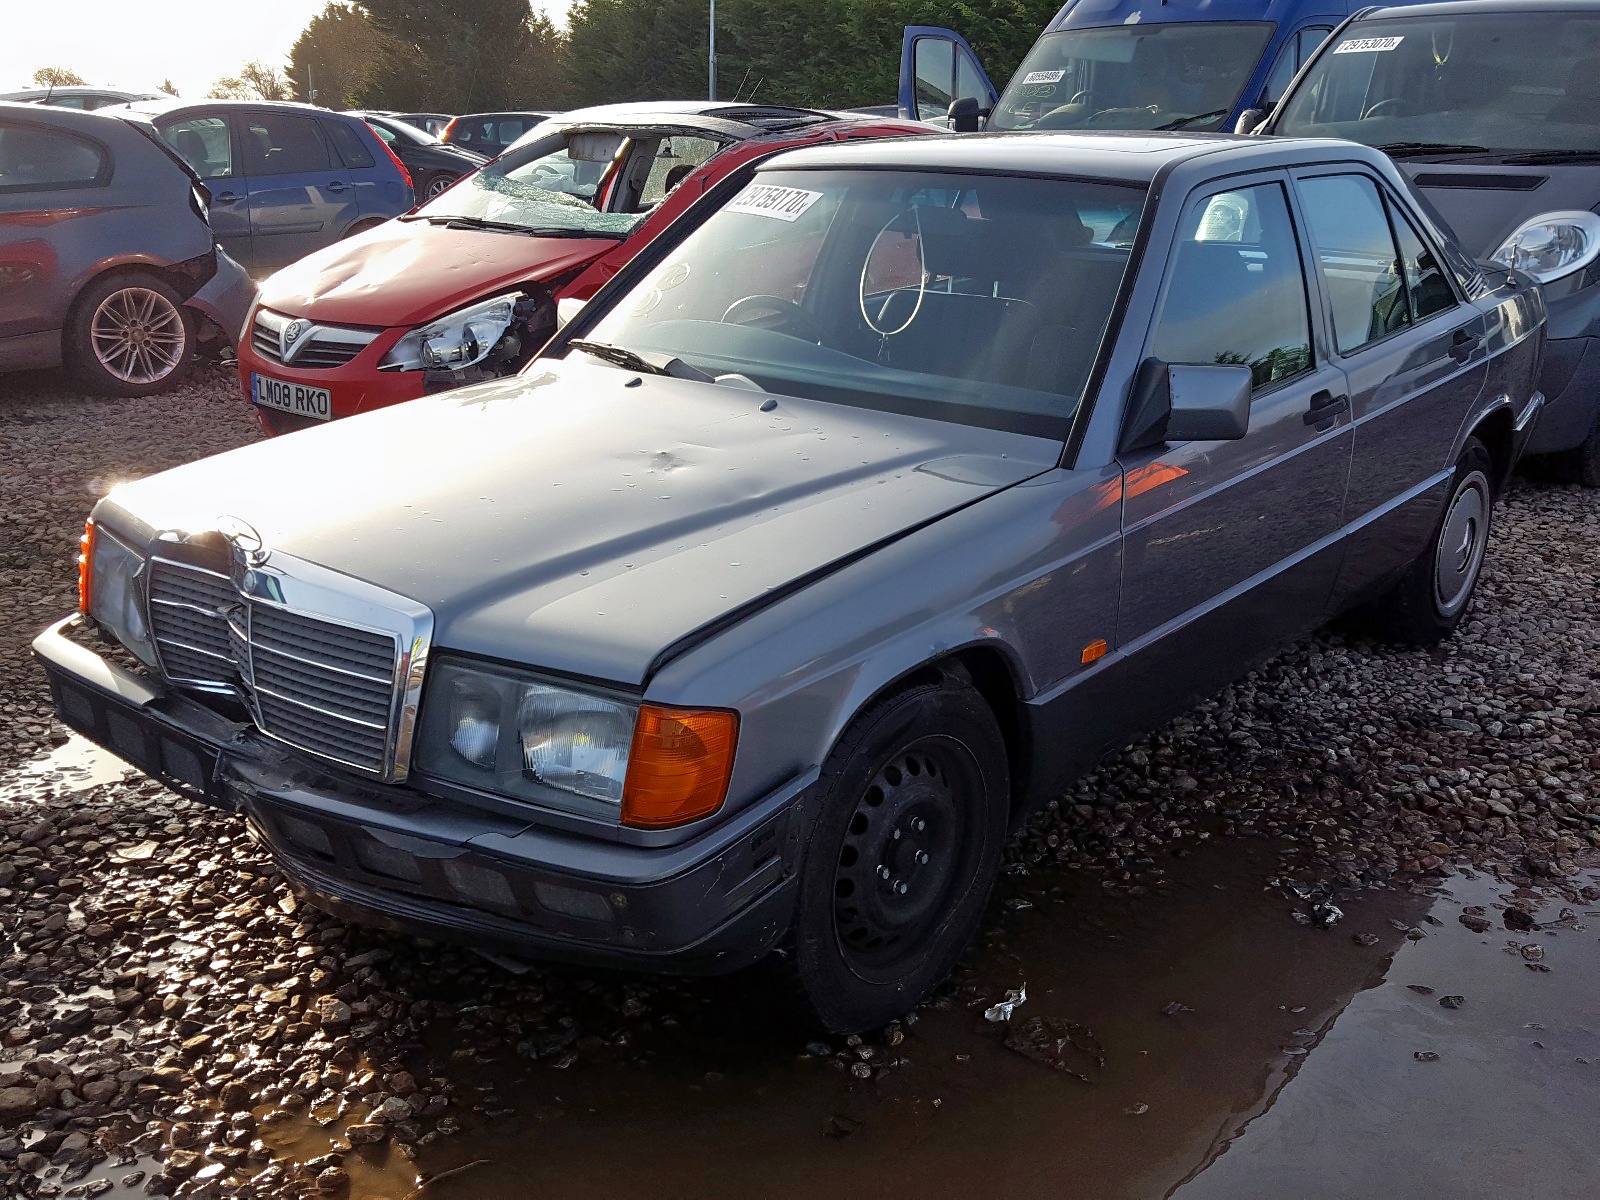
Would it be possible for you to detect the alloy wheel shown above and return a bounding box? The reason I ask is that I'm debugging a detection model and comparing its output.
[89,287,186,385]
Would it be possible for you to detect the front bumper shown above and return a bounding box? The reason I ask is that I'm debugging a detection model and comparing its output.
[1528,333,1600,454]
[236,339,428,435]
[184,249,256,348]
[33,617,802,975]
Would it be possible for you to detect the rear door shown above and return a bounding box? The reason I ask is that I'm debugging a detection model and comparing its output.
[1115,174,1354,706]
[236,108,360,268]
[156,113,250,261]
[898,27,999,125]
[1290,167,1492,606]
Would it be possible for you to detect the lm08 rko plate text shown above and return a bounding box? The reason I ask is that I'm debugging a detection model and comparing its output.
[253,373,331,421]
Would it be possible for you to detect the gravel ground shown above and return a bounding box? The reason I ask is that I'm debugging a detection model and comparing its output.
[0,366,1596,1198]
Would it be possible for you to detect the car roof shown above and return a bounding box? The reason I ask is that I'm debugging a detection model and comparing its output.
[0,86,163,101]
[761,130,1391,182]
[1356,0,1600,14]
[0,99,147,132]
[544,100,841,134]
[117,98,352,120]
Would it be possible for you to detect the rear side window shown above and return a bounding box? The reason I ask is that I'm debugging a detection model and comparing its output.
[1387,198,1456,321]
[324,119,375,169]
[1298,174,1408,353]
[0,122,108,192]
[160,116,233,180]
[1149,182,1313,393]
[241,113,331,175]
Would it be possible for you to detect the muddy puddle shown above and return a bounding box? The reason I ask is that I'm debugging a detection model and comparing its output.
[251,841,1597,1200]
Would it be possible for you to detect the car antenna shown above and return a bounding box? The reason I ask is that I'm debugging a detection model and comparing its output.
[743,77,764,104]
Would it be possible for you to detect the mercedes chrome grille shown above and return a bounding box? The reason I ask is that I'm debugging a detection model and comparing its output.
[143,552,432,781]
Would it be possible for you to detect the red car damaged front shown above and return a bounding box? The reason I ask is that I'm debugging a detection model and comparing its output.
[237,104,931,435]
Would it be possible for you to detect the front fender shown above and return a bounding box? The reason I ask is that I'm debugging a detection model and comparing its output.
[647,465,1124,822]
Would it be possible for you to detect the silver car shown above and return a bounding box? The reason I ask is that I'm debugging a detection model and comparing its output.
[36,132,1545,1031]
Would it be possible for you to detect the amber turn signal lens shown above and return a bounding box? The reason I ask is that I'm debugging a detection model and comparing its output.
[77,518,96,612]
[1080,638,1108,665]
[620,704,738,828]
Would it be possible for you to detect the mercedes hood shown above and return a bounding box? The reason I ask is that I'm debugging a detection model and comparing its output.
[99,362,1060,686]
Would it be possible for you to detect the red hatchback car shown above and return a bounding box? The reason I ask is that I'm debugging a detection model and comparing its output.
[239,103,929,433]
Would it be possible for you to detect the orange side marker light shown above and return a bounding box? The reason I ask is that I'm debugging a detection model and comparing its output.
[1081,638,1109,665]
[77,518,96,612]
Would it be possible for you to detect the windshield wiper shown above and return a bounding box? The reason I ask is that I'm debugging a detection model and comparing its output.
[404,214,537,234]
[568,339,714,383]
[1375,141,1493,159]
[1154,108,1229,131]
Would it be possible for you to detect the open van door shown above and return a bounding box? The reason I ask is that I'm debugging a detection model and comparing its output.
[898,27,999,128]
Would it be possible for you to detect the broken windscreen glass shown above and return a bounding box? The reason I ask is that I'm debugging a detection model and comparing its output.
[413,132,643,236]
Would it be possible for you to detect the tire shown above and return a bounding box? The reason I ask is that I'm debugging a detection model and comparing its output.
[65,271,194,398]
[1370,437,1495,645]
[784,668,1009,1033]
[422,172,455,201]
[342,218,388,240]
[1570,414,1600,488]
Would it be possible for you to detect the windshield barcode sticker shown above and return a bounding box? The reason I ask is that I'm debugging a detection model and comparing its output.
[1022,69,1067,84]
[1334,36,1405,53]
[726,184,824,222]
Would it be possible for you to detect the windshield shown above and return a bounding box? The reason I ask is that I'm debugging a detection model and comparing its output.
[1275,12,1600,159]
[990,22,1274,132]
[575,168,1146,437]
[411,129,724,237]
[370,117,438,147]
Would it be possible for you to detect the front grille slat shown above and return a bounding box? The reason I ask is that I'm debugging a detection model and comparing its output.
[251,310,378,370]
[144,558,402,775]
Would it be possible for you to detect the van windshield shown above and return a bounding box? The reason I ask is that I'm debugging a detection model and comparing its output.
[990,22,1274,132]
[1275,11,1600,159]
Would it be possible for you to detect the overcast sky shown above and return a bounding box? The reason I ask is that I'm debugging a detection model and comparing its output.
[3,0,572,100]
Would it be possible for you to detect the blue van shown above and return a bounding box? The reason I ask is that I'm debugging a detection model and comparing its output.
[114,100,415,271]
[900,0,1423,136]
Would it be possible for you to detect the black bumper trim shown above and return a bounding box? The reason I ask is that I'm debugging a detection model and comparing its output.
[33,616,805,974]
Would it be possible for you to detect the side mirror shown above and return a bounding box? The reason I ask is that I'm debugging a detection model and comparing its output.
[948,95,981,133]
[1234,107,1266,134]
[1121,361,1253,452]
[555,296,586,331]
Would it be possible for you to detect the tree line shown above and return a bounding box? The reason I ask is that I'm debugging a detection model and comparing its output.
[272,0,1062,112]
[30,1,1061,111]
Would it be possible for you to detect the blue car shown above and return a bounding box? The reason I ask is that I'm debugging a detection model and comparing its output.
[900,0,1428,136]
[114,100,414,271]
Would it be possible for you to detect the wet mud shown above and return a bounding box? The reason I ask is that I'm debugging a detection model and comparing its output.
[222,837,1593,1200]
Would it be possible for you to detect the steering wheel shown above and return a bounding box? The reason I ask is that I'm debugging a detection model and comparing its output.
[721,295,825,342]
[1361,99,1404,119]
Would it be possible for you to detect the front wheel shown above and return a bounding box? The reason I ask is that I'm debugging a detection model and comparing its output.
[422,172,456,201]
[66,272,194,397]
[785,669,1008,1033]
[1568,413,1600,487]
[1370,437,1494,644]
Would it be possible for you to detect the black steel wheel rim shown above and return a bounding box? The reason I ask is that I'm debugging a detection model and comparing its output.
[831,734,983,983]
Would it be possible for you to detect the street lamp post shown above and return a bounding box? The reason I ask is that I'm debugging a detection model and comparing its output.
[709,0,717,101]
